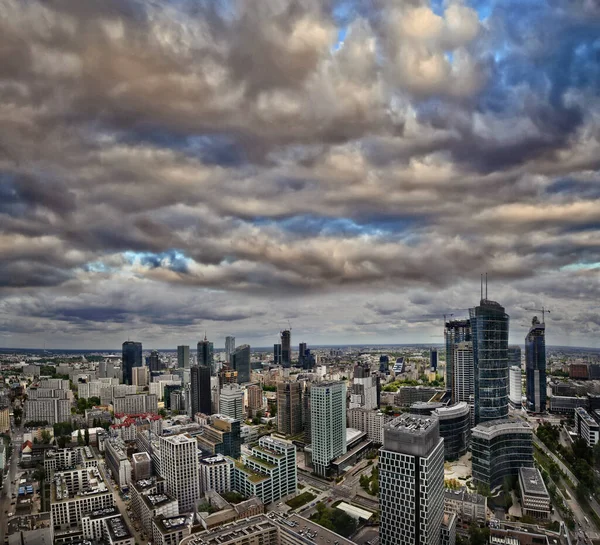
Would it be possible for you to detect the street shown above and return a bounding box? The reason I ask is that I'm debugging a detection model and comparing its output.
[1,427,23,544]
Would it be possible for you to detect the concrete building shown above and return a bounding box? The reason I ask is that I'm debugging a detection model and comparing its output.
[276,382,303,436]
[441,513,457,545]
[379,414,445,545]
[509,366,522,409]
[443,488,487,524]
[220,384,244,420]
[0,406,10,433]
[246,384,263,417]
[82,506,134,545]
[471,420,534,489]
[232,436,296,505]
[347,408,392,444]
[112,393,158,415]
[25,398,71,425]
[104,438,132,488]
[349,363,378,410]
[519,467,551,520]
[152,514,193,545]
[131,452,152,481]
[393,386,440,407]
[178,345,190,369]
[445,319,471,401]
[196,414,241,459]
[310,382,347,476]
[160,434,200,513]
[574,406,600,447]
[225,337,236,362]
[199,454,233,495]
[132,366,149,387]
[130,477,178,536]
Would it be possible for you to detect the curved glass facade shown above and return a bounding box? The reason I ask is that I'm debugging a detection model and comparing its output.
[470,300,509,424]
[434,402,471,461]
[471,420,533,489]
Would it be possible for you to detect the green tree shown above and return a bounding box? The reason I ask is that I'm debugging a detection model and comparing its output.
[77,429,84,446]
[84,428,90,446]
[40,430,52,444]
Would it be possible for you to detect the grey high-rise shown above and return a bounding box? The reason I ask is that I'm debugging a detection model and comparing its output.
[225,336,235,361]
[191,365,212,415]
[231,345,251,384]
[526,317,546,413]
[148,350,161,372]
[273,344,282,365]
[122,341,142,386]
[177,345,190,368]
[508,345,522,369]
[445,319,471,400]
[281,330,291,368]
[277,382,303,436]
[380,414,445,545]
[469,299,509,424]
[197,336,215,374]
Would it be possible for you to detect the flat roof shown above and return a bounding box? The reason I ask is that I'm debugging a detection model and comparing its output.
[335,502,373,520]
[519,467,549,497]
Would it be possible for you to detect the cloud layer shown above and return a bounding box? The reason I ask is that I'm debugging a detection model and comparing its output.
[1,0,599,348]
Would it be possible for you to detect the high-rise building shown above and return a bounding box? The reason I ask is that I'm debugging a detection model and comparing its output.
[231,345,251,384]
[196,414,241,459]
[122,341,143,386]
[508,345,521,368]
[191,365,212,416]
[298,342,307,366]
[379,414,445,545]
[273,344,282,365]
[148,350,161,373]
[220,384,244,420]
[199,454,233,495]
[277,382,303,436]
[132,366,149,387]
[525,317,546,413]
[430,348,438,372]
[280,330,291,368]
[246,384,263,417]
[197,336,215,374]
[469,299,509,424]
[225,336,236,361]
[471,420,533,489]
[379,355,390,375]
[177,345,190,369]
[509,366,522,409]
[444,320,471,399]
[453,341,474,424]
[310,382,346,476]
[432,402,471,461]
[160,434,200,513]
[349,363,378,410]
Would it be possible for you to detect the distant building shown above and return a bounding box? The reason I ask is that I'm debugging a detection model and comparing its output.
[219,384,244,420]
[280,330,291,368]
[574,407,600,447]
[197,336,215,374]
[132,366,150,387]
[508,346,522,368]
[225,336,236,362]
[231,345,251,384]
[443,488,487,524]
[246,384,263,417]
[148,350,161,373]
[430,348,438,372]
[122,341,143,386]
[310,382,346,477]
[347,408,392,444]
[453,341,475,423]
[518,467,551,520]
[569,363,589,380]
[191,365,212,416]
[471,420,533,489]
[525,317,546,413]
[509,366,522,409]
[380,414,445,545]
[160,434,200,513]
[177,345,190,369]
[349,362,378,410]
[273,344,282,365]
[445,319,471,401]
[277,382,303,436]
[379,355,390,375]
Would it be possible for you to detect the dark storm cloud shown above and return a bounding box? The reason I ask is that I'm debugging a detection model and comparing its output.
[1,0,600,346]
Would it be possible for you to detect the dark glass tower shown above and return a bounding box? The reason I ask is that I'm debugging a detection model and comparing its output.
[122,341,142,385]
[191,364,212,415]
[469,299,509,424]
[281,330,291,368]
[197,336,215,374]
[445,319,471,400]
[231,344,251,383]
[525,317,546,413]
[274,344,282,365]
[148,350,161,372]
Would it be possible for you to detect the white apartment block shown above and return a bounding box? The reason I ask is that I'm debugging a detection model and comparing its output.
[575,407,600,447]
[112,393,158,415]
[199,454,233,495]
[509,366,522,408]
[349,364,378,410]
[101,385,137,405]
[160,434,200,513]
[219,383,244,420]
[310,382,347,476]
[443,488,487,524]
[347,408,392,444]
[82,506,134,545]
[152,514,193,545]
[105,438,133,488]
[25,398,71,425]
[519,467,551,520]
[380,415,445,545]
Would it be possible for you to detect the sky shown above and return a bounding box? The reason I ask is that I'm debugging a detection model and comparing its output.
[1,0,600,350]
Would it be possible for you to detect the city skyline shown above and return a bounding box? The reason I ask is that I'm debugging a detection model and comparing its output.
[1,1,600,349]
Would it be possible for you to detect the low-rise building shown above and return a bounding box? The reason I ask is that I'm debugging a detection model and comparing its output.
[443,488,487,524]
[574,407,600,447]
[518,467,551,520]
[104,439,132,488]
[347,408,392,444]
[152,514,193,545]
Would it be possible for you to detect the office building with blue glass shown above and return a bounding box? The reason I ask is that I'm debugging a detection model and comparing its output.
[122,341,142,385]
[525,317,546,413]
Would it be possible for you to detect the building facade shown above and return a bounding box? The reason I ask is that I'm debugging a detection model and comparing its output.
[347,408,392,444]
[191,365,212,416]
[220,384,244,420]
[280,330,291,368]
[177,345,190,369]
[231,345,251,384]
[197,336,215,373]
[199,454,233,494]
[518,467,551,519]
[445,319,471,401]
[159,434,200,513]
[122,341,143,386]
[433,402,471,460]
[525,317,546,413]
[349,363,378,410]
[276,382,303,436]
[574,407,600,447]
[509,366,522,409]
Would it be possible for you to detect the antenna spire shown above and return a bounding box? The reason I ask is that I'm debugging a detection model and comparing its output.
[485,273,488,299]
[480,274,483,300]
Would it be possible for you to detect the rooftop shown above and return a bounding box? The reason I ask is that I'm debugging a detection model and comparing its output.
[387,414,436,433]
[154,514,193,534]
[142,493,177,508]
[106,515,132,542]
[519,467,549,497]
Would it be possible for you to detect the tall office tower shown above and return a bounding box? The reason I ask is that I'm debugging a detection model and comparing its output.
[159,434,200,513]
[197,335,215,374]
[122,341,143,386]
[302,384,311,443]
[298,342,307,366]
[273,344,282,365]
[225,336,236,361]
[132,366,150,387]
[379,355,390,375]
[277,382,303,436]
[379,414,445,545]
[191,365,212,416]
[430,348,438,372]
[453,341,474,424]
[509,366,522,408]
[444,320,471,399]
[469,299,509,424]
[177,345,190,369]
[219,384,244,420]
[349,363,378,410]
[148,350,161,372]
[246,384,263,417]
[508,345,522,368]
[310,382,346,476]
[280,330,291,368]
[231,345,251,384]
[525,317,546,413]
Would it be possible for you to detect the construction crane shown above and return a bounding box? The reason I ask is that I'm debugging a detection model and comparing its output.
[525,307,551,324]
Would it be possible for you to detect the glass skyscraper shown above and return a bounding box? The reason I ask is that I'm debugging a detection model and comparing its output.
[122,340,142,385]
[525,317,546,413]
[197,336,215,374]
[231,344,251,384]
[191,364,212,415]
[469,299,509,424]
[445,319,471,401]
[281,330,291,368]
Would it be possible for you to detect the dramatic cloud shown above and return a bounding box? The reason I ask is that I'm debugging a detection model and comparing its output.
[0,0,599,348]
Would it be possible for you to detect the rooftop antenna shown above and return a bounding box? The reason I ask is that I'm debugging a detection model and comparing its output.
[485,273,488,299]
[480,274,483,300]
